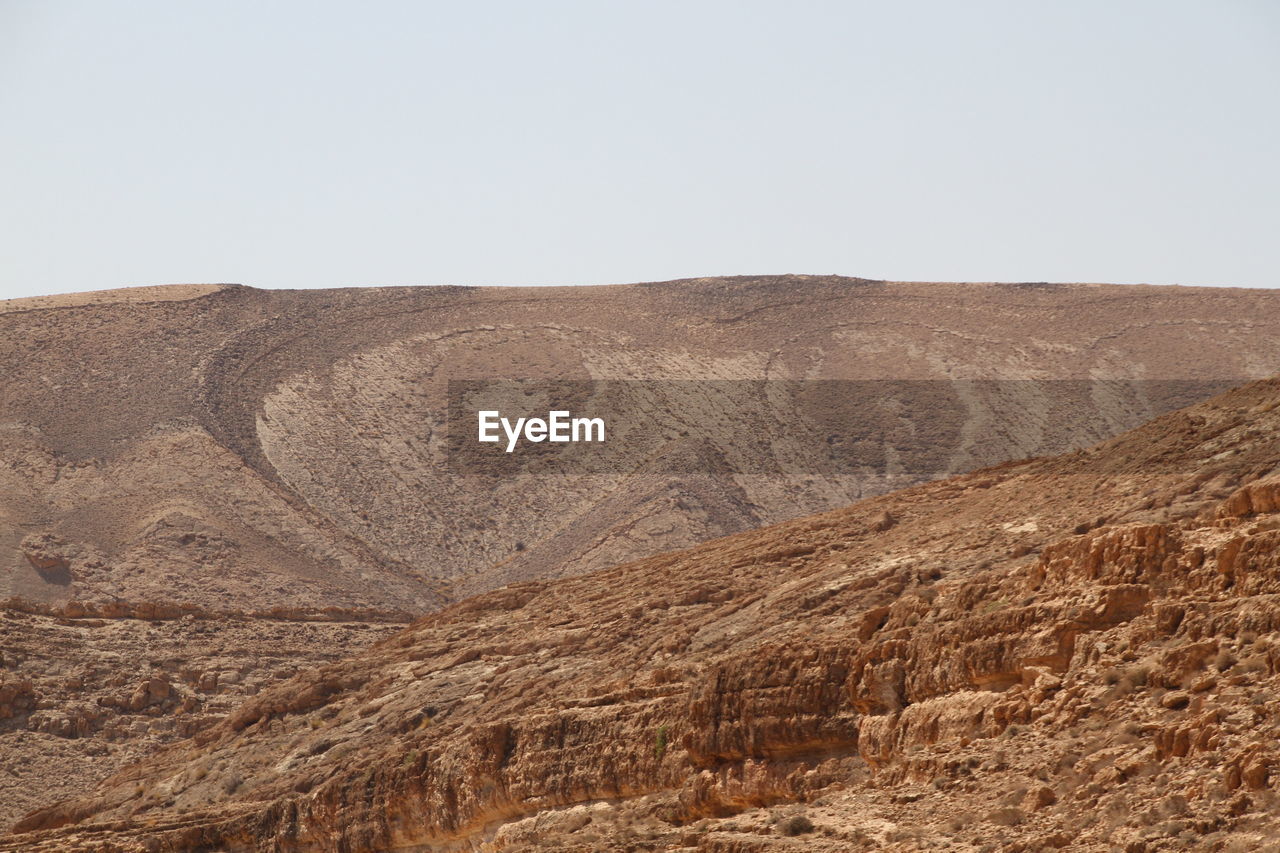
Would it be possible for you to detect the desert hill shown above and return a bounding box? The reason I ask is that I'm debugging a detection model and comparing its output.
[10,375,1280,850]
[4,276,1280,614]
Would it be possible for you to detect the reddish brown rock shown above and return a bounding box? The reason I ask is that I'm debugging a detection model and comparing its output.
[0,677,37,720]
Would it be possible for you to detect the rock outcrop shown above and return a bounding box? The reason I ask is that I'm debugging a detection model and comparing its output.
[0,608,404,829]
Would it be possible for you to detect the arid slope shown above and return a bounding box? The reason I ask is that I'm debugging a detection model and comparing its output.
[0,607,402,829]
[11,377,1280,851]
[4,277,1280,612]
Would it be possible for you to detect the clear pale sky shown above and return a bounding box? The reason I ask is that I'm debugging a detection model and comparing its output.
[2,1,1278,299]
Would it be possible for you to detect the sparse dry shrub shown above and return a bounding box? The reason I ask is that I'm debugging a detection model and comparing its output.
[1220,839,1256,853]
[887,824,922,842]
[1235,655,1267,674]
[1124,663,1153,688]
[775,814,814,836]
[844,828,874,847]
[1160,794,1188,817]
[987,806,1024,827]
[1101,798,1129,828]
[1137,804,1161,826]
[1002,784,1029,805]
[1116,726,1141,745]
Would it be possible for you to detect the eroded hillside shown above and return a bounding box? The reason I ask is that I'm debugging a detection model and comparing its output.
[10,378,1280,851]
[0,603,404,829]
[4,277,1280,611]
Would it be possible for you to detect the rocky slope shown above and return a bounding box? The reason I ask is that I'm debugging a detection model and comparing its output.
[10,377,1280,851]
[4,277,1280,612]
[6,277,1278,850]
[0,603,404,829]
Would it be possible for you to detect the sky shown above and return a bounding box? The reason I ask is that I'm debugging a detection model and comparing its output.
[2,1,1278,300]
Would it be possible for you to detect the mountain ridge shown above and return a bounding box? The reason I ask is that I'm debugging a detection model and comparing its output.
[6,275,1280,612]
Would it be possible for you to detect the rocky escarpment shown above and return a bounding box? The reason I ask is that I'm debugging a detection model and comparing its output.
[0,607,404,829]
[9,379,1280,850]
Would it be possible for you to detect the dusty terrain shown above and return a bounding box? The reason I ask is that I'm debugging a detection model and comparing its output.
[5,276,1280,613]
[8,376,1280,850]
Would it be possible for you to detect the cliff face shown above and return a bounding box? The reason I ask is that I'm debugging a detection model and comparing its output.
[4,277,1280,613]
[11,378,1280,851]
